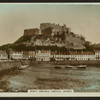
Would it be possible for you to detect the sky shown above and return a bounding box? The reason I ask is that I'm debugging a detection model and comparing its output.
[0,3,100,46]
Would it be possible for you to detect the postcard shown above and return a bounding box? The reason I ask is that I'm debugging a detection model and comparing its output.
[0,3,100,97]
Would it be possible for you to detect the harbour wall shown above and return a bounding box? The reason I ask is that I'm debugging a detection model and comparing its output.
[30,60,100,66]
[53,60,100,66]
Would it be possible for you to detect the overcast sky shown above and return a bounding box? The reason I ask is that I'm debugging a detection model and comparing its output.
[0,3,100,46]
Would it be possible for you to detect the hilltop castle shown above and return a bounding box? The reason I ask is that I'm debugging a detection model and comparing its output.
[24,23,71,36]
[12,23,86,49]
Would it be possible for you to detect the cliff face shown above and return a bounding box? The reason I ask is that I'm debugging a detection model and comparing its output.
[15,23,86,50]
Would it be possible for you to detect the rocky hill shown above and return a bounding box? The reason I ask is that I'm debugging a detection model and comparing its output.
[15,23,86,49]
[0,23,90,51]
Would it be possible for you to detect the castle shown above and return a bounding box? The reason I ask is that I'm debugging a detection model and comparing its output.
[15,23,86,49]
[24,23,71,36]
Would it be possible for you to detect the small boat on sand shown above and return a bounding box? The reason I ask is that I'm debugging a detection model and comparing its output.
[18,65,29,70]
[55,65,64,69]
[65,65,74,68]
[77,65,86,69]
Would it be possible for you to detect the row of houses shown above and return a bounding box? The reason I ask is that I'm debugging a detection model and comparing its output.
[0,50,100,61]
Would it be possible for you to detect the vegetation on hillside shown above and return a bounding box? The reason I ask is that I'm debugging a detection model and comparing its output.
[14,35,32,44]
[35,45,68,52]
[0,44,35,51]
[92,43,100,50]
[84,41,94,51]
[10,44,35,51]
[0,41,99,52]
[0,44,12,50]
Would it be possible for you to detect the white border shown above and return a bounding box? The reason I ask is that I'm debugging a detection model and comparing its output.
[0,92,100,97]
[0,3,100,97]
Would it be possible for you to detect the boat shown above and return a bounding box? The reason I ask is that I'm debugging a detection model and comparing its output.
[77,65,86,69]
[55,65,64,69]
[65,65,74,68]
[18,65,29,70]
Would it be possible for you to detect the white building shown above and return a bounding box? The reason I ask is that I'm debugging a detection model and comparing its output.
[53,53,64,61]
[29,51,36,59]
[69,51,95,61]
[51,52,70,61]
[35,50,51,61]
[0,50,8,60]
[10,51,23,60]
[95,50,100,60]
[23,51,29,59]
[51,51,96,61]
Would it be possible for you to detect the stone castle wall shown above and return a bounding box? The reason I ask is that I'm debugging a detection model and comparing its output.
[24,28,39,36]
[41,27,52,35]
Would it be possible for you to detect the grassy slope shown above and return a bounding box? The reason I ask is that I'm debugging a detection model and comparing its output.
[0,35,34,51]
[14,35,32,44]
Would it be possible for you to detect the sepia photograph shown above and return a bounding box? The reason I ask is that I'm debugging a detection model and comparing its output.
[0,3,100,96]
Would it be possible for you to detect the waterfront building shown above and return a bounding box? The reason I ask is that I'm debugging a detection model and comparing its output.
[29,51,36,60]
[94,50,100,60]
[10,51,23,60]
[53,52,64,61]
[7,49,100,61]
[35,50,51,61]
[51,51,95,61]
[51,52,70,61]
[69,51,95,61]
[23,51,29,59]
[0,50,8,60]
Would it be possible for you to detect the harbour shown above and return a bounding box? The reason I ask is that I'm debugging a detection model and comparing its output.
[0,62,100,92]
